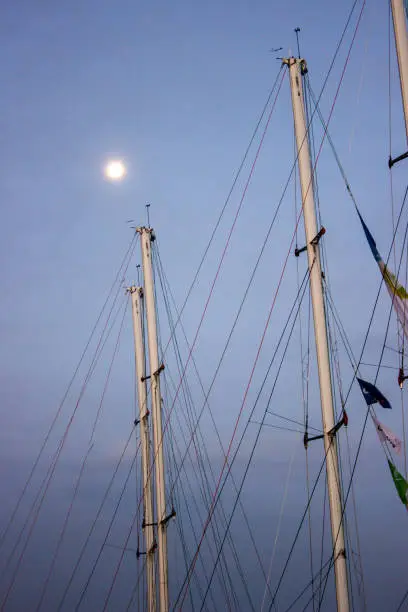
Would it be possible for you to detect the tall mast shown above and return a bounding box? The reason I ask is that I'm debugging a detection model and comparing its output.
[129,286,157,612]
[391,0,408,143]
[139,227,169,612]
[285,57,350,612]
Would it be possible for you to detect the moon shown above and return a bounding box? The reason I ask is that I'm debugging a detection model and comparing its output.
[104,159,127,181]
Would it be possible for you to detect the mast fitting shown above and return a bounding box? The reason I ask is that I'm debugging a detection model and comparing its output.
[295,227,326,257]
[303,411,348,448]
[161,508,176,527]
[388,150,408,168]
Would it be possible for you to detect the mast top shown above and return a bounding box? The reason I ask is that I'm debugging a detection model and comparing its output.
[282,57,308,74]
[136,226,156,241]
[126,285,143,295]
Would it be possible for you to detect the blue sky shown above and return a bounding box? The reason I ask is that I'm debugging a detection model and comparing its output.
[1,0,408,610]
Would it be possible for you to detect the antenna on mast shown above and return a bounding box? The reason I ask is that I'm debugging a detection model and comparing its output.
[136,264,141,286]
[146,203,151,228]
[294,27,301,58]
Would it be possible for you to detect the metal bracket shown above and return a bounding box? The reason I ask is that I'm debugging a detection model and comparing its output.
[295,227,326,257]
[137,540,157,558]
[310,226,326,246]
[303,411,348,449]
[388,150,408,168]
[160,508,176,527]
[141,364,165,382]
[295,245,307,257]
[153,363,165,376]
[134,410,150,427]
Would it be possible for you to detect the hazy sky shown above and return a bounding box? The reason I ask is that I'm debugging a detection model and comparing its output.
[1,1,408,610]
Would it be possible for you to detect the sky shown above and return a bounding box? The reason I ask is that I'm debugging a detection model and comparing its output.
[1,0,408,610]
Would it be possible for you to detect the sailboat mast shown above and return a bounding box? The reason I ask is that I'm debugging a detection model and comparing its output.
[285,57,350,612]
[139,227,169,612]
[391,0,408,143]
[129,286,157,612]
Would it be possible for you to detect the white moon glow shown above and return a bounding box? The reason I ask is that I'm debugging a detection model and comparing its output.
[104,159,127,181]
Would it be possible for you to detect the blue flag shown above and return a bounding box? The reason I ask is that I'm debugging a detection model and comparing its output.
[357,378,391,409]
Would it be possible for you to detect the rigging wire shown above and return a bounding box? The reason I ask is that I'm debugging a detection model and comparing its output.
[125,555,148,612]
[161,384,236,612]
[75,451,139,610]
[158,64,286,485]
[155,244,271,603]
[35,297,130,611]
[35,445,94,612]
[0,234,138,554]
[56,426,137,611]
[192,267,313,611]
[101,507,141,611]
[301,556,342,612]
[396,586,408,611]
[160,66,285,356]
[161,377,218,612]
[1,292,132,611]
[160,357,240,610]
[174,221,308,610]
[283,556,334,612]
[260,441,298,612]
[250,421,304,434]
[153,250,241,609]
[267,438,333,612]
[0,438,63,588]
[266,410,321,433]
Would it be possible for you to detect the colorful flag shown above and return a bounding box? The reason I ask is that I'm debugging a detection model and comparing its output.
[357,378,391,408]
[357,211,408,341]
[372,415,402,453]
[388,460,408,509]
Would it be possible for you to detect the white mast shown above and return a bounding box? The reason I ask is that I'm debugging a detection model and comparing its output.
[139,227,169,612]
[286,57,350,612]
[129,285,157,612]
[391,0,408,143]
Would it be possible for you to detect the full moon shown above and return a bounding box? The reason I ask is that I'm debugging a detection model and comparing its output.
[104,159,127,181]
